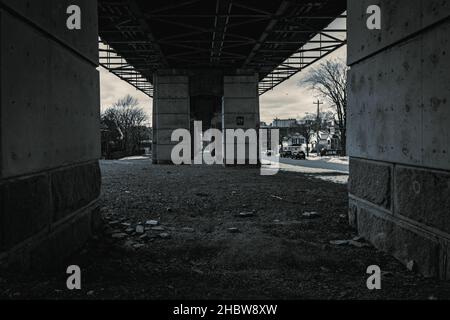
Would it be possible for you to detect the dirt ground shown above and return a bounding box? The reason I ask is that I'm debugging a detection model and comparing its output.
[1,157,450,300]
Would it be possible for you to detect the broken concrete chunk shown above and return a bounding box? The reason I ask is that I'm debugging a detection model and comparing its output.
[329,240,349,246]
[407,260,416,272]
[237,211,254,218]
[302,212,321,219]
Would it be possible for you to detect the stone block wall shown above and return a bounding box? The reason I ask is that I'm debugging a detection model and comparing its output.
[347,0,450,279]
[0,0,101,270]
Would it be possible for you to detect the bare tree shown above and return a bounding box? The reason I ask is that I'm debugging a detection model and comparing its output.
[297,123,313,157]
[300,59,348,155]
[102,95,149,155]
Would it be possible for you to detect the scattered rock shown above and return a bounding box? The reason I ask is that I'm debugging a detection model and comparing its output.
[145,220,159,226]
[182,227,195,233]
[136,225,145,234]
[159,233,171,239]
[151,226,165,232]
[228,228,240,233]
[87,290,95,296]
[407,260,416,272]
[270,195,283,201]
[111,233,127,239]
[302,212,321,219]
[125,228,134,234]
[133,244,145,250]
[121,222,131,227]
[330,237,371,248]
[237,212,254,218]
[108,220,120,226]
[329,240,349,246]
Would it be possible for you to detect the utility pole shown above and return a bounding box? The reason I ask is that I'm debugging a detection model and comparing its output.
[314,100,323,155]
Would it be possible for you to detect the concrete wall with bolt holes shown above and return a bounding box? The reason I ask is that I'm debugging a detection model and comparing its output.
[223,73,260,165]
[0,0,101,270]
[347,0,450,279]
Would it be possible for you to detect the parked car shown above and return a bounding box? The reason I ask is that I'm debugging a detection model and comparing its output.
[280,150,292,158]
[292,151,306,160]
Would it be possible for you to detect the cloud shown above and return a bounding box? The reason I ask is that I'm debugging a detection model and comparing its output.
[99,67,153,124]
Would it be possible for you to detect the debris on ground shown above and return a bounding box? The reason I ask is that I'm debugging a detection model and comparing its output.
[136,225,145,234]
[302,211,321,219]
[111,233,127,240]
[236,211,255,218]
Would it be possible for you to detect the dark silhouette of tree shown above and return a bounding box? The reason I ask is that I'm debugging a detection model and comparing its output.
[101,95,149,155]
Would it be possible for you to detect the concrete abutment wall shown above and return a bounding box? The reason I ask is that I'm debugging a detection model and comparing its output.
[348,0,450,279]
[0,0,101,270]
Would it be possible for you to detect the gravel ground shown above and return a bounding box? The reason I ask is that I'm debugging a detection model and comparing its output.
[1,157,450,300]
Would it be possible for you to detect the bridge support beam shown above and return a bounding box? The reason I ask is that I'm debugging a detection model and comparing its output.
[0,0,101,270]
[152,70,260,165]
[347,0,450,279]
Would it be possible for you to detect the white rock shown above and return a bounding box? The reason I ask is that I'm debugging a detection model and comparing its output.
[136,225,145,234]
[145,220,159,226]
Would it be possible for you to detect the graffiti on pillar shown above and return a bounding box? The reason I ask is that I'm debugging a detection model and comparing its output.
[366,5,381,30]
[66,5,82,30]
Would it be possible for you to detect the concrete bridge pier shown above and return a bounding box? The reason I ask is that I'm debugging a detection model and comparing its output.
[152,69,260,165]
[0,0,101,270]
[347,0,450,279]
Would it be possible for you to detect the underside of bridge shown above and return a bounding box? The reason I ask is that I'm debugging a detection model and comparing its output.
[98,0,346,164]
[0,0,449,283]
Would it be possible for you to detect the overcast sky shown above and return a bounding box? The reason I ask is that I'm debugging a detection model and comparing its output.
[100,20,346,126]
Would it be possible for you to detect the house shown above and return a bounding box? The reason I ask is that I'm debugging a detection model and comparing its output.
[310,130,342,154]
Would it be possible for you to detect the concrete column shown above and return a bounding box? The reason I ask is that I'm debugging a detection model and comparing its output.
[0,0,101,270]
[152,71,190,164]
[223,72,260,165]
[347,0,450,278]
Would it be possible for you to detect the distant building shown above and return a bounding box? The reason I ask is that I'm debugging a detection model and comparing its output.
[310,130,341,154]
[272,118,297,128]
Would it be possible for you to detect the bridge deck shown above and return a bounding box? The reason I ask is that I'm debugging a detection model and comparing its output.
[98,0,346,97]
